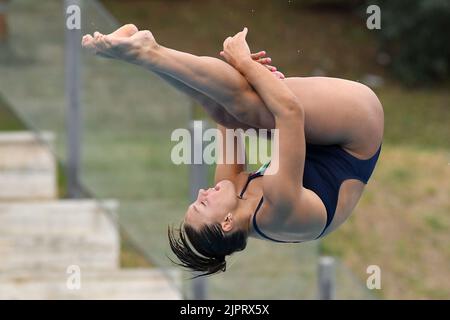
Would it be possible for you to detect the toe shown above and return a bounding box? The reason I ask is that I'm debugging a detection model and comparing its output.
[94,31,103,41]
[81,35,97,54]
[124,24,139,35]
[111,24,139,37]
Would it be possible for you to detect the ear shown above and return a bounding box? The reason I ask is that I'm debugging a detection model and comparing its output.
[221,213,233,232]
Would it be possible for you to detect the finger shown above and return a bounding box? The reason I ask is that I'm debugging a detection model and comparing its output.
[242,27,248,38]
[220,51,230,60]
[235,27,247,39]
[257,57,272,65]
[273,71,285,79]
[223,36,232,48]
[251,51,266,59]
[262,64,277,72]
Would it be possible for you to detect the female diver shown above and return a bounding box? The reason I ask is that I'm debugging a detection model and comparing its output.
[82,24,383,277]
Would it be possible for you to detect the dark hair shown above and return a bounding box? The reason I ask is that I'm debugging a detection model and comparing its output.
[168,222,248,278]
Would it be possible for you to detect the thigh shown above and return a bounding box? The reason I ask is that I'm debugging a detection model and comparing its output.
[155,70,254,130]
[202,100,255,130]
[283,77,384,158]
[320,179,366,237]
[212,75,383,158]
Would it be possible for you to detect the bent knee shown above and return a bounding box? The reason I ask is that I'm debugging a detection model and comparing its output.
[231,94,275,129]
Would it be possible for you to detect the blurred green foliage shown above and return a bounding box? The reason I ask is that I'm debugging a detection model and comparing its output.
[0,95,24,131]
[373,0,450,86]
[296,0,450,86]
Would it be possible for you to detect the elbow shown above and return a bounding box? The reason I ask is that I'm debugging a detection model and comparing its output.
[287,98,304,114]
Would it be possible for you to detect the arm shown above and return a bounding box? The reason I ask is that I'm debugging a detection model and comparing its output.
[221,28,306,209]
[214,124,247,184]
[236,59,299,118]
[236,56,306,205]
[221,28,299,118]
[220,29,327,235]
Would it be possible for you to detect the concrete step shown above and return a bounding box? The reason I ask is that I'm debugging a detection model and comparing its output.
[0,269,182,300]
[0,199,120,271]
[0,235,118,271]
[0,199,118,236]
[0,131,56,200]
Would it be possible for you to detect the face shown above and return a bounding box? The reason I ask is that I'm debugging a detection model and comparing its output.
[184,180,238,231]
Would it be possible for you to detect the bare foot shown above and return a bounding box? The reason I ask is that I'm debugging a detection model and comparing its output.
[109,24,139,38]
[81,24,159,65]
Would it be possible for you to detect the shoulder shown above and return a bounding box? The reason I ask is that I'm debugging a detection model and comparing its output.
[258,187,327,240]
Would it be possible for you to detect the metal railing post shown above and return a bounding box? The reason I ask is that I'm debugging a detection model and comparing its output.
[318,256,336,300]
[64,0,82,198]
[189,118,208,300]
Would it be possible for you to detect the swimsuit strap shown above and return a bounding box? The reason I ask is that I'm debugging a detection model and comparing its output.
[239,167,302,244]
[239,170,264,199]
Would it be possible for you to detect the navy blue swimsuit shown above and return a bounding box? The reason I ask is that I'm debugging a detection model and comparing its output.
[240,143,382,243]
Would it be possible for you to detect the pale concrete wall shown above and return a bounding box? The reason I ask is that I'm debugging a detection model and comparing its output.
[0,269,182,300]
[0,131,182,299]
[0,199,120,271]
[0,131,56,200]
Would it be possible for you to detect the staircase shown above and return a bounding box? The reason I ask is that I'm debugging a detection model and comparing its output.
[0,131,181,299]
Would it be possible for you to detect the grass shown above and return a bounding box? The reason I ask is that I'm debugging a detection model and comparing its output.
[320,146,450,299]
[120,231,153,268]
[377,84,450,149]
[0,95,24,131]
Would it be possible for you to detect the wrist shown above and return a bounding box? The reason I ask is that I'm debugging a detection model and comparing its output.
[235,56,254,73]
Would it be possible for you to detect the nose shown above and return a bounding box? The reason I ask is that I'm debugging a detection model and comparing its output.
[197,188,214,200]
[197,188,207,200]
